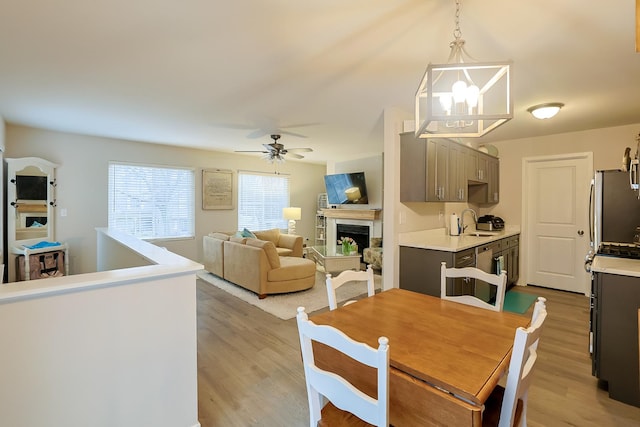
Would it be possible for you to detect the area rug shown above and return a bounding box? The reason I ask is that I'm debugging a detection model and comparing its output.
[197,270,382,320]
[503,290,538,314]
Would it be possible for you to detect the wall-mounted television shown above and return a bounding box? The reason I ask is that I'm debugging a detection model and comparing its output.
[323,172,368,205]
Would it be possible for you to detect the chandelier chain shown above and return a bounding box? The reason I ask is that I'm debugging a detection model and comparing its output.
[453,0,462,40]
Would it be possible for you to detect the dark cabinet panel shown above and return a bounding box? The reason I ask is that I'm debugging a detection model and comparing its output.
[593,272,640,407]
[399,246,453,297]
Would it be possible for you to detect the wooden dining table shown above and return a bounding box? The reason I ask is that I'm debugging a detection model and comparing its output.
[309,288,530,426]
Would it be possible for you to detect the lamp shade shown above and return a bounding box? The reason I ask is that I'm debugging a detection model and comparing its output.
[283,207,301,220]
[527,102,564,120]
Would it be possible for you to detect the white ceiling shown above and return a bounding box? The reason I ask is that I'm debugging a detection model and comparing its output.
[1,0,639,164]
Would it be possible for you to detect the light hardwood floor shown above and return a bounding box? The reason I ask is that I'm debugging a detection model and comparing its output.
[196,280,640,426]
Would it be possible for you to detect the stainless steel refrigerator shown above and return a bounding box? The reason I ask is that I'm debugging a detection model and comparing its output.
[591,169,640,250]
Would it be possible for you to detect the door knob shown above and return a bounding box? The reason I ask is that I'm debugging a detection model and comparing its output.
[577,230,584,236]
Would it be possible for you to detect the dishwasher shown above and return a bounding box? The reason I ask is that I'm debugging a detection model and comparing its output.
[475,241,500,303]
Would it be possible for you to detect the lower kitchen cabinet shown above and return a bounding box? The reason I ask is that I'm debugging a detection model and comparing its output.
[399,234,519,299]
[592,271,640,407]
[399,246,453,297]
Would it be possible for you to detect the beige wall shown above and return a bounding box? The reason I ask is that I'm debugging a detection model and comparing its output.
[5,124,326,275]
[488,123,640,227]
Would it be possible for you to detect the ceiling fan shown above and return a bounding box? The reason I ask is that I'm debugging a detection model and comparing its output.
[235,134,313,163]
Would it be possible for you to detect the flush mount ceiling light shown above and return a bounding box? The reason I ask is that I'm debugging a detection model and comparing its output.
[415,0,512,138]
[527,102,564,120]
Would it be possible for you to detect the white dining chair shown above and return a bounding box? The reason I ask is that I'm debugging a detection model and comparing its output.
[325,265,375,311]
[296,307,390,427]
[482,299,548,427]
[531,297,547,324]
[440,261,507,312]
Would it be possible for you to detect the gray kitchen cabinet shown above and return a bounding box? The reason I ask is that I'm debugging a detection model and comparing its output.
[468,154,500,205]
[400,133,449,202]
[467,149,489,183]
[487,156,500,204]
[448,142,467,202]
[592,272,640,407]
[400,235,520,298]
[400,132,427,202]
[506,235,519,285]
[427,138,449,201]
[400,132,499,203]
[399,246,457,297]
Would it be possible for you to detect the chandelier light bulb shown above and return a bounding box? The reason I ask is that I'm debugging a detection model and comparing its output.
[466,85,479,109]
[440,93,453,114]
[452,80,468,103]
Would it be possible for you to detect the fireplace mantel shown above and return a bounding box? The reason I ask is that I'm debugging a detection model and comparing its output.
[322,209,382,221]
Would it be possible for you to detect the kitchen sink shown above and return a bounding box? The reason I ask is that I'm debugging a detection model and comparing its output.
[464,233,496,237]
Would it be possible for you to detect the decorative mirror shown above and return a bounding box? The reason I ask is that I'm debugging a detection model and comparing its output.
[6,157,58,281]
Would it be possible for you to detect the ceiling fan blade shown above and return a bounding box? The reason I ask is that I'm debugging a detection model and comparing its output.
[247,129,270,139]
[279,122,321,129]
[287,153,304,159]
[263,143,278,152]
[286,147,313,153]
[210,121,256,130]
[277,129,308,139]
[234,150,269,153]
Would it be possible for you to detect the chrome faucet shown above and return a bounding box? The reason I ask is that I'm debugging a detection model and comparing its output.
[460,208,477,233]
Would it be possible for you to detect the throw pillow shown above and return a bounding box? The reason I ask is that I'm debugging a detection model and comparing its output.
[241,228,257,239]
[253,228,279,244]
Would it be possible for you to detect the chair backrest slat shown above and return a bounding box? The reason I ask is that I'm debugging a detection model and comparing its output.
[498,302,548,427]
[326,265,375,311]
[296,307,389,427]
[440,262,507,312]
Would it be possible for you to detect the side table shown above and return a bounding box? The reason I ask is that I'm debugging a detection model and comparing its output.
[11,243,69,281]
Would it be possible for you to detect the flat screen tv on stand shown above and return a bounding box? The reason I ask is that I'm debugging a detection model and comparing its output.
[323,172,368,205]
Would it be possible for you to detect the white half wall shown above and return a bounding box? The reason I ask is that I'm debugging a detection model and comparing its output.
[0,228,202,427]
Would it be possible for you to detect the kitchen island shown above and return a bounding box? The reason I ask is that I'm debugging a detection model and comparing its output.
[398,226,521,298]
[590,255,640,407]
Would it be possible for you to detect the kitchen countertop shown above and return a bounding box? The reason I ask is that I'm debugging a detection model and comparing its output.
[591,255,640,278]
[398,226,521,252]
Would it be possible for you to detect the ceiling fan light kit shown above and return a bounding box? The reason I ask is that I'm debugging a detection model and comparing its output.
[415,0,512,139]
[527,102,564,120]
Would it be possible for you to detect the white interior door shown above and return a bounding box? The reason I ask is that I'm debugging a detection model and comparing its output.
[524,153,592,295]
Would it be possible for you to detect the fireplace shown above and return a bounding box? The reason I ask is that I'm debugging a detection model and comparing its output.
[336,223,369,255]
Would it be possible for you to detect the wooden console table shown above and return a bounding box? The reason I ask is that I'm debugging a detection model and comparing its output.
[11,243,69,281]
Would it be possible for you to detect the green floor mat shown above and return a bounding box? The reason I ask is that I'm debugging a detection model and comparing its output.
[503,290,538,314]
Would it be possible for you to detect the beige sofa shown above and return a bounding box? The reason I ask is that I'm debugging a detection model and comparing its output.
[203,232,316,299]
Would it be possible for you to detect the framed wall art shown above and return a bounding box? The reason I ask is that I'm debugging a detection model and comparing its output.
[202,169,233,210]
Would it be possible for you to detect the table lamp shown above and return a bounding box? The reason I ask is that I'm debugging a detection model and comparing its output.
[283,207,301,235]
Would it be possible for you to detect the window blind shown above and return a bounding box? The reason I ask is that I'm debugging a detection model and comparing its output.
[238,171,289,231]
[108,162,195,239]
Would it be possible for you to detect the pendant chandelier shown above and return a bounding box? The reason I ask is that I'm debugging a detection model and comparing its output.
[415,0,512,138]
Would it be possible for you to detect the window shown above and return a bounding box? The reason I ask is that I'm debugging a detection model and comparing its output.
[238,171,290,231]
[108,162,195,239]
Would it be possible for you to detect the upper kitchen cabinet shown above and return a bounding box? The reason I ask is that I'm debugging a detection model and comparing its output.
[448,142,467,202]
[469,154,500,204]
[400,132,449,202]
[466,149,489,183]
[400,132,499,204]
